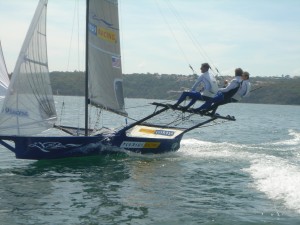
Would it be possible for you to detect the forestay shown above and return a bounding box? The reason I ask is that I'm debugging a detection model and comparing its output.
[0,0,56,135]
[88,0,127,116]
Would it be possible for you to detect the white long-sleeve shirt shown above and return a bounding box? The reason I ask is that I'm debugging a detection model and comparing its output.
[190,71,218,98]
[232,79,251,101]
[219,76,242,93]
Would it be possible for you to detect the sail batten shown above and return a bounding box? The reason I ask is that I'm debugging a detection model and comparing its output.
[24,57,48,67]
[89,42,121,58]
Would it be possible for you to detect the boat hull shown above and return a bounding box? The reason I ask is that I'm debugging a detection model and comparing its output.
[0,133,182,160]
[111,132,182,154]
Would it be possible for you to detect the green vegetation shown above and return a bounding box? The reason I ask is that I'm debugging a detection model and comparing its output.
[50,71,300,105]
[50,71,85,96]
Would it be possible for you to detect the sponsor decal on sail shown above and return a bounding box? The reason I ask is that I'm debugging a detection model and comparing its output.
[88,22,117,43]
[3,107,29,117]
[112,56,121,68]
[88,23,97,35]
[120,141,160,149]
[98,27,116,43]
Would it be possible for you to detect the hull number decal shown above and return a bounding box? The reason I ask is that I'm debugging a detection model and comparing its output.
[139,128,175,137]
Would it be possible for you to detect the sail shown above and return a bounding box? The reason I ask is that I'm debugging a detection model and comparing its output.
[0,0,56,135]
[88,0,127,116]
[0,41,10,97]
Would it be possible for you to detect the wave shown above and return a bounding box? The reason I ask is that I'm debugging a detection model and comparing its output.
[244,155,300,214]
[272,129,300,146]
[180,138,300,213]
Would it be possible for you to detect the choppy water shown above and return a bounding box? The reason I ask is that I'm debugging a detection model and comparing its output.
[0,97,300,224]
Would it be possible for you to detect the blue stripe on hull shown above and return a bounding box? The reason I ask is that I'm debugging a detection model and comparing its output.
[0,134,182,160]
[6,135,110,160]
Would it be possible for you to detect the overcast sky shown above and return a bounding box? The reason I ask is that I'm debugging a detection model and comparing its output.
[0,0,300,77]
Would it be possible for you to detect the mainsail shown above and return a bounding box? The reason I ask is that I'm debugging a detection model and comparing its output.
[0,41,10,97]
[0,0,56,135]
[88,0,127,116]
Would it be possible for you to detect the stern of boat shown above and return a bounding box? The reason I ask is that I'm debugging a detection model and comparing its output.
[112,125,184,154]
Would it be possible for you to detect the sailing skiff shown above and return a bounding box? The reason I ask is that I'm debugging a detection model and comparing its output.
[0,0,235,160]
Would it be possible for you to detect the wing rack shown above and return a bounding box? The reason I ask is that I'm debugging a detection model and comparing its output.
[151,102,236,121]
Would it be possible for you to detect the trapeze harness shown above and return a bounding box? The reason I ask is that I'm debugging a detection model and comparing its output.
[222,80,242,103]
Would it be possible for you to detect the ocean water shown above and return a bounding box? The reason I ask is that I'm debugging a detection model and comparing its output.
[0,97,300,225]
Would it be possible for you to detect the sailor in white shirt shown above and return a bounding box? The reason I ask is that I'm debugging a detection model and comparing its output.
[203,71,251,114]
[193,68,243,111]
[173,63,218,109]
[232,72,251,102]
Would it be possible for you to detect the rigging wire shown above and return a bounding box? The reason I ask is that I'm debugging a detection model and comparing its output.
[59,100,65,125]
[154,0,190,67]
[156,0,221,76]
[165,0,221,76]
[65,0,78,71]
[76,0,81,71]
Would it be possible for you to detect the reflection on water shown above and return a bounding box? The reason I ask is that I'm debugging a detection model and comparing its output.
[0,155,132,224]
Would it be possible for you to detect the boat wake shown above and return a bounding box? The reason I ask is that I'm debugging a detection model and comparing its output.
[272,129,300,146]
[179,138,300,214]
[178,138,252,160]
[244,155,300,214]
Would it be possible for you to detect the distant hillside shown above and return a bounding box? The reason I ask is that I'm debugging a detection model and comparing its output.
[50,71,300,105]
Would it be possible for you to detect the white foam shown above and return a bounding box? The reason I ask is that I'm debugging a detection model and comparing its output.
[273,129,300,146]
[181,138,300,213]
[178,138,253,160]
[244,156,300,213]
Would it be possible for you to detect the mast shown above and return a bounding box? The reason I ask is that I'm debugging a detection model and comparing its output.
[84,0,89,136]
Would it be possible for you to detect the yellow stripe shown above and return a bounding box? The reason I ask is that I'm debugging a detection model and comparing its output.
[144,142,160,148]
[139,128,155,134]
